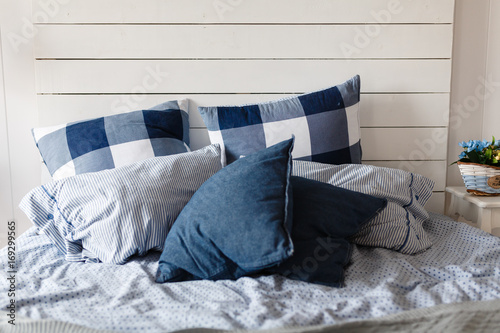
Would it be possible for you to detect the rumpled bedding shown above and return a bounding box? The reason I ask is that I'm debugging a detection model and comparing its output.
[1,213,499,332]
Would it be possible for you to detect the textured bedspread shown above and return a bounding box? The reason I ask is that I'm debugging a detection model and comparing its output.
[1,213,499,332]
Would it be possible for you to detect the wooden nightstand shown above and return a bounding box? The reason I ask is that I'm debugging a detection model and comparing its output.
[445,186,500,236]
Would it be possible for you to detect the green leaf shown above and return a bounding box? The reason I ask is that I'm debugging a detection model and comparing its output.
[451,157,471,166]
[467,150,481,163]
[485,148,493,160]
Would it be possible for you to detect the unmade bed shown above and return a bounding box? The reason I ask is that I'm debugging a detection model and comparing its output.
[3,1,500,332]
[1,212,500,332]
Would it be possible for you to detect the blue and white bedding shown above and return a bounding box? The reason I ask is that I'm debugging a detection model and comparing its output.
[1,212,499,332]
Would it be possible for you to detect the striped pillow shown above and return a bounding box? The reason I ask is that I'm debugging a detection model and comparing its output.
[292,161,435,254]
[19,145,222,264]
[198,75,361,166]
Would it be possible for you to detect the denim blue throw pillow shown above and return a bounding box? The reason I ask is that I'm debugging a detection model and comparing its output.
[265,176,387,287]
[198,75,361,166]
[156,138,294,283]
[33,100,190,180]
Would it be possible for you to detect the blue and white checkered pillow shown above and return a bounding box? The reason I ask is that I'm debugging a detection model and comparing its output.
[33,100,190,180]
[198,75,361,166]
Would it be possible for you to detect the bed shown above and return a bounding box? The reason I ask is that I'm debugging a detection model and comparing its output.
[2,87,500,332]
[3,0,500,332]
[1,211,500,332]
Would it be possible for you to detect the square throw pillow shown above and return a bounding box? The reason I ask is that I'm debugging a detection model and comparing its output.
[19,145,222,264]
[198,75,361,166]
[265,176,387,287]
[156,138,294,283]
[292,160,435,254]
[33,99,190,180]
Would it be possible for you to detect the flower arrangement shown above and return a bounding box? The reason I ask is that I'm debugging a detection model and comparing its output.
[454,137,500,166]
[453,137,500,196]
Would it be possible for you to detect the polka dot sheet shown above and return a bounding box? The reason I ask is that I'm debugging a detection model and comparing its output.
[1,213,499,332]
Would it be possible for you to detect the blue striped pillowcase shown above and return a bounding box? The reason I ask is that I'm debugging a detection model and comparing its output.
[19,145,222,264]
[292,161,435,254]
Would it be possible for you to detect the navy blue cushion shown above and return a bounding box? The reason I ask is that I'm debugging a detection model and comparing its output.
[265,176,387,287]
[156,138,295,283]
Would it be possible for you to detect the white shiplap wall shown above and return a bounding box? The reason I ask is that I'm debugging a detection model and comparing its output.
[482,1,500,154]
[0,29,14,245]
[33,0,455,212]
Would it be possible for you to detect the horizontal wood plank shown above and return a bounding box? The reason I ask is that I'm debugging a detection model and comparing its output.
[425,193,445,214]
[361,127,448,160]
[36,59,452,94]
[35,24,453,59]
[36,94,296,126]
[33,0,455,24]
[360,94,450,127]
[37,93,450,127]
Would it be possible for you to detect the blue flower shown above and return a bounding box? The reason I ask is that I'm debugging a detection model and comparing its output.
[459,151,467,159]
[480,139,491,150]
[466,140,479,152]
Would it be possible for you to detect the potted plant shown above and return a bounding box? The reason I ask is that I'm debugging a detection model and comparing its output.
[453,137,500,196]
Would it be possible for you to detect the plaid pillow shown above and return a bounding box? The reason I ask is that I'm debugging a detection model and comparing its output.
[198,75,361,165]
[33,100,190,180]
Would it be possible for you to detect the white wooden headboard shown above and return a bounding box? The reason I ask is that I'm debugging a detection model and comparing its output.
[33,0,455,213]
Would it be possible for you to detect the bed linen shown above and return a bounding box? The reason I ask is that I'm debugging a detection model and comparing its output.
[1,213,499,332]
[3,299,500,333]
